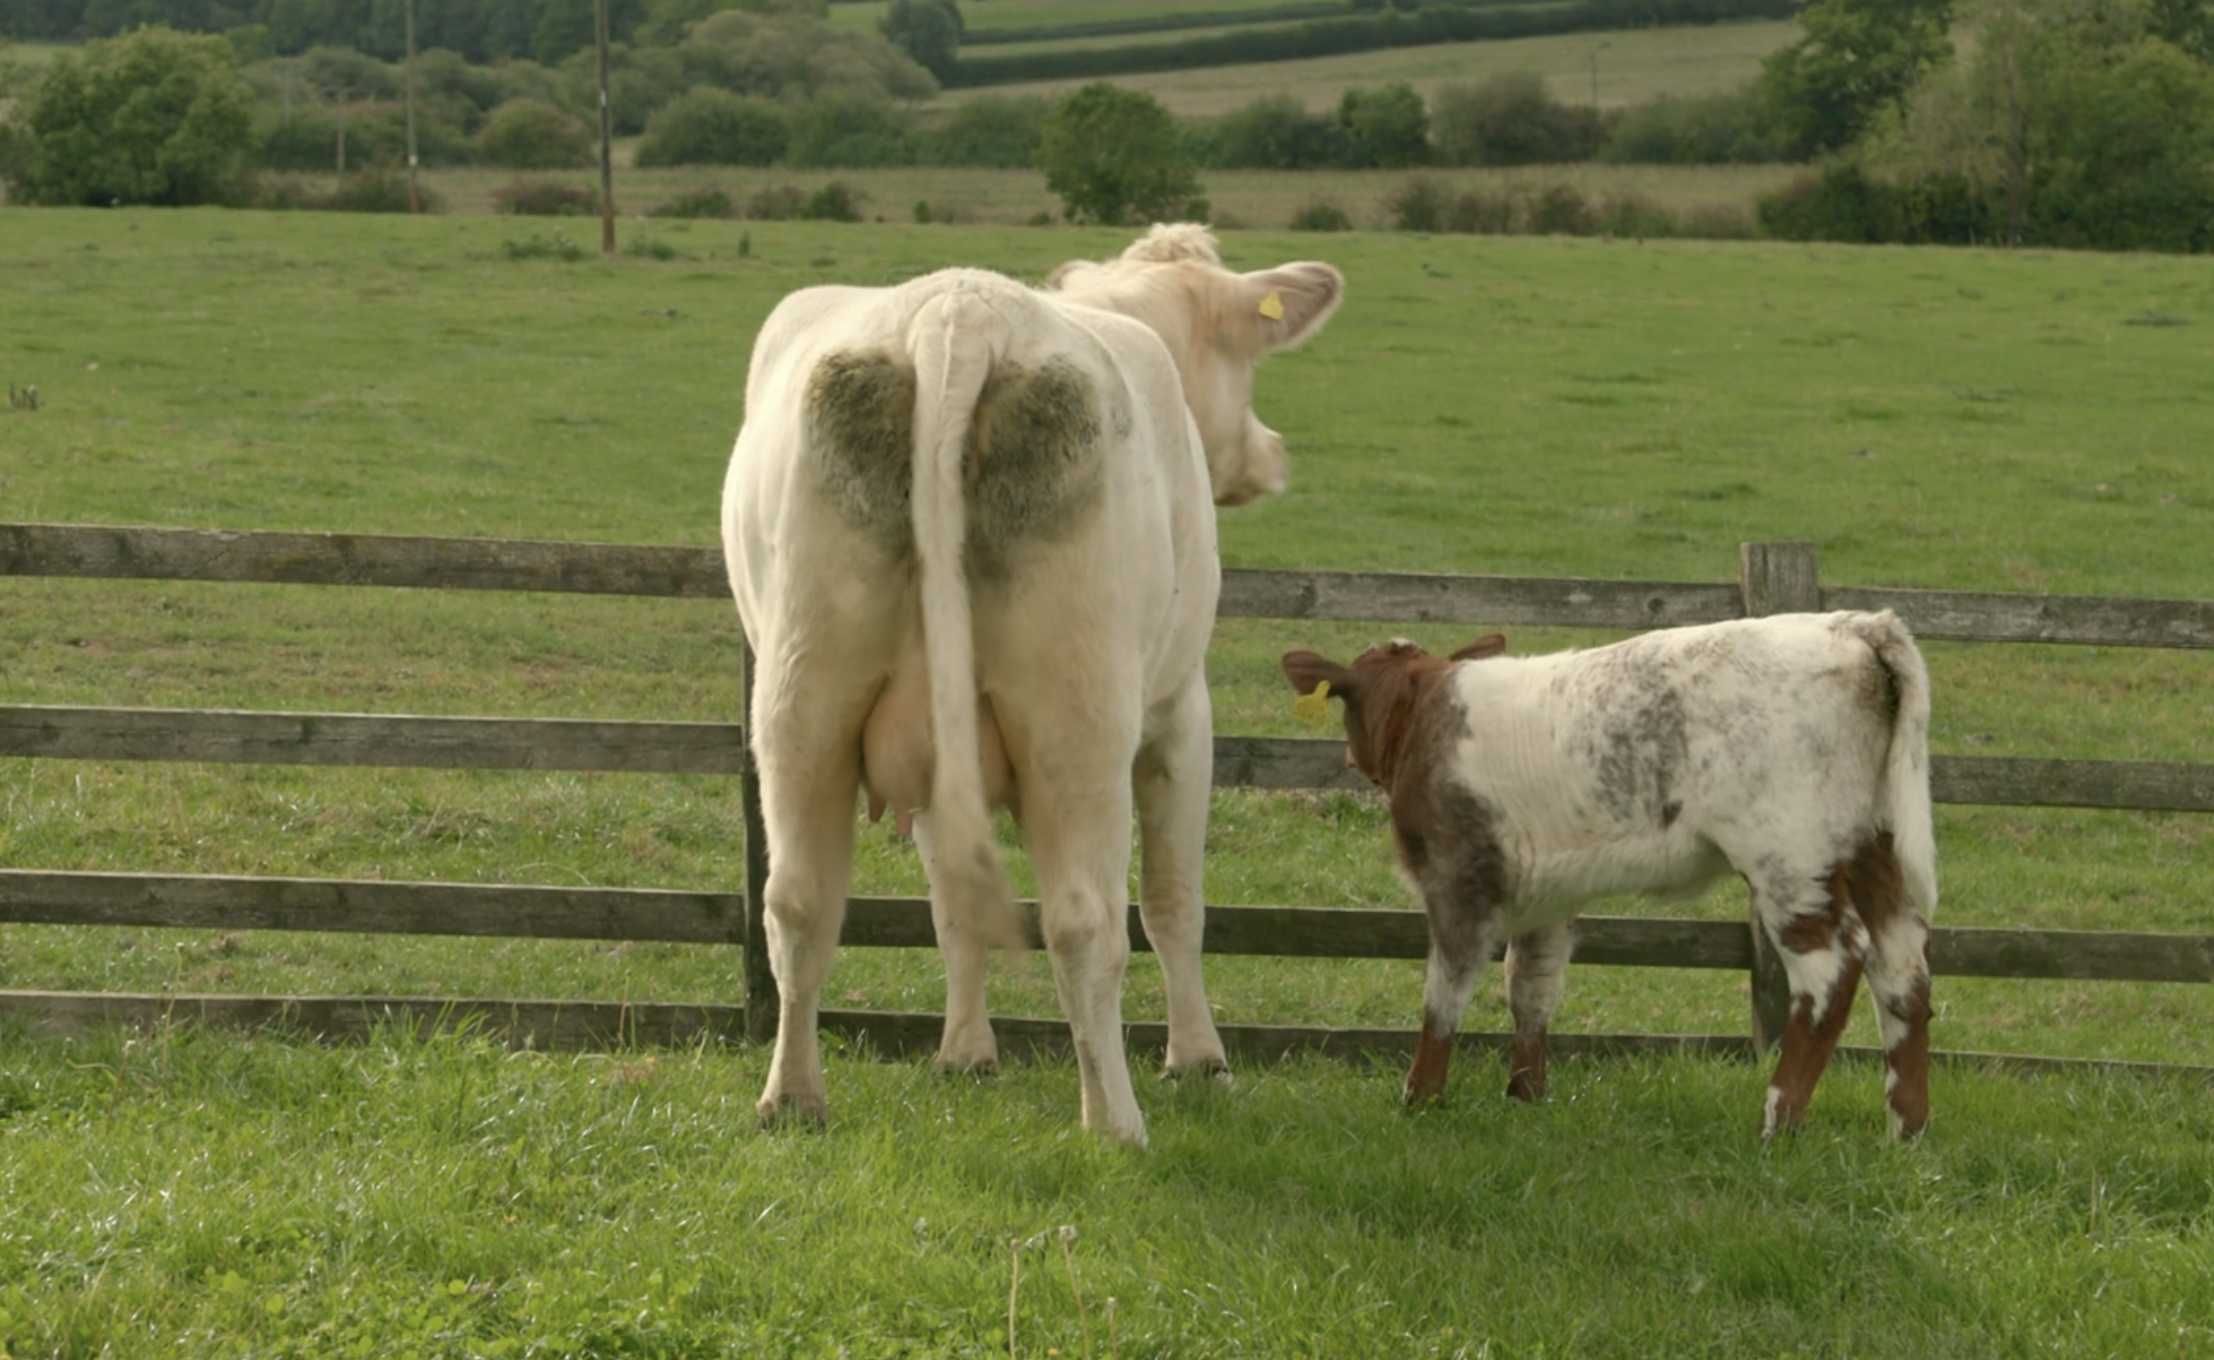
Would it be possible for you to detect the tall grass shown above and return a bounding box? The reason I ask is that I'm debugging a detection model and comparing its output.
[2,1021,2210,1356]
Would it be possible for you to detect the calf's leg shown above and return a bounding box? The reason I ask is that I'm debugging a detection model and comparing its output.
[1405,905,1496,1106]
[1751,858,1870,1138]
[1502,921,1572,1102]
[1846,834,1934,1139]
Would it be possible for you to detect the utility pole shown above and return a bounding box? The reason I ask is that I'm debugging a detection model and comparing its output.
[1589,40,1609,111]
[404,0,421,213]
[335,85,347,176]
[596,0,615,256]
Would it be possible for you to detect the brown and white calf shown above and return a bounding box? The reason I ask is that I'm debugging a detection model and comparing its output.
[1281,611,1937,1139]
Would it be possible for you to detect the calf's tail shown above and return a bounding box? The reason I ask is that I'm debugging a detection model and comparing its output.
[1858,610,1938,917]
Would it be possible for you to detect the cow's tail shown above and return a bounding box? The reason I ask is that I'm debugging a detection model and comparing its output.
[908,288,1025,951]
[1858,611,1939,917]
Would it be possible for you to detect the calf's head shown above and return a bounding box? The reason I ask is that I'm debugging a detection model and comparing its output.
[1047,223,1343,508]
[1280,634,1507,788]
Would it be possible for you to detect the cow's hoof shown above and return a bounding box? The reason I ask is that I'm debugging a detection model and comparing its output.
[933,1053,999,1079]
[757,1094,829,1132]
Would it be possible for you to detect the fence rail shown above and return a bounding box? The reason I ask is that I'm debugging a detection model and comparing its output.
[5,523,2211,1074]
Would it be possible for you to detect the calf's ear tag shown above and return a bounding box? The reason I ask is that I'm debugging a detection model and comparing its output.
[1292,681,1331,728]
[1259,289,1285,321]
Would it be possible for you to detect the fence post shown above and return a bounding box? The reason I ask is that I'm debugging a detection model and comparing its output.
[1737,541,1822,1052]
[738,638,778,1043]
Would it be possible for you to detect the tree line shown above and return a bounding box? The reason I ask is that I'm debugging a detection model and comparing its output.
[3,0,2211,250]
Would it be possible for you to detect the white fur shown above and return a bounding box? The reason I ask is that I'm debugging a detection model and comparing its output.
[724,230,1341,1145]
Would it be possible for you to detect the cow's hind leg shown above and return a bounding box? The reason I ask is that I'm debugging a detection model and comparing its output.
[1133,674,1228,1080]
[1846,833,1934,1139]
[1020,760,1145,1145]
[1502,921,1571,1102]
[1750,857,1869,1138]
[912,815,1001,1075]
[751,747,863,1129]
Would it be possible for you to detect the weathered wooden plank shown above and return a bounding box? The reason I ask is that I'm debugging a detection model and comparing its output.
[1932,755,2214,812]
[0,990,748,1049]
[1218,568,1742,630]
[9,872,2210,983]
[1935,926,2214,983]
[1211,735,1371,791]
[15,709,2212,814]
[1826,585,2214,649]
[0,870,738,944]
[0,523,730,598]
[0,705,749,773]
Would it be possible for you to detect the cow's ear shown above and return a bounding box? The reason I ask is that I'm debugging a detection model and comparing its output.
[1451,633,1508,662]
[1244,262,1344,352]
[1281,650,1356,700]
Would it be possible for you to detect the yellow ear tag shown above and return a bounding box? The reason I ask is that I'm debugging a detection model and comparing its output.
[1258,289,1285,321]
[1292,681,1332,728]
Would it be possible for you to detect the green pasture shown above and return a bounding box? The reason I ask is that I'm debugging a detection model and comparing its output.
[829,0,1346,39]
[929,19,1803,114]
[1,207,2212,1354]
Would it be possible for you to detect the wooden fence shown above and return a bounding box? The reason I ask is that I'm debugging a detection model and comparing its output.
[4,523,2212,1076]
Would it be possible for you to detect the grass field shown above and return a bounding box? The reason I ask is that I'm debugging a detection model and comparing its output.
[2,208,2212,1354]
[915,17,1801,114]
[368,156,1799,231]
[938,17,1801,113]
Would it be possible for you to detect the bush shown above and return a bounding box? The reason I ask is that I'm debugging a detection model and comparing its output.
[1384,174,1451,231]
[652,188,736,219]
[490,176,598,216]
[319,161,437,212]
[1527,183,1594,235]
[1593,192,1681,238]
[746,184,806,219]
[1430,72,1604,166]
[916,94,1048,167]
[242,165,444,213]
[1756,162,1906,243]
[1598,90,1785,165]
[1204,93,1347,169]
[1288,197,1355,231]
[788,91,915,168]
[10,26,256,206]
[476,97,593,169]
[800,180,866,221]
[634,87,789,168]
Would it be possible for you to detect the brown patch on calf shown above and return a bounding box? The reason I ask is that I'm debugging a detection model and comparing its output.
[1839,832,1933,1138]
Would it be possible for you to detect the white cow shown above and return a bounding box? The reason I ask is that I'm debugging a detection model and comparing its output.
[723,225,1343,1144]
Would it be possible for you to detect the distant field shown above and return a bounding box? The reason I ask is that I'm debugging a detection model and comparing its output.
[343,160,1801,230]
[828,0,1344,37]
[934,18,1801,114]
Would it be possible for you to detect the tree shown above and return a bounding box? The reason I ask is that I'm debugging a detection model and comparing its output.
[1036,82,1201,225]
[633,86,788,165]
[8,25,255,205]
[1759,0,1954,157]
[879,0,961,82]
[1339,81,1427,167]
[475,96,593,167]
